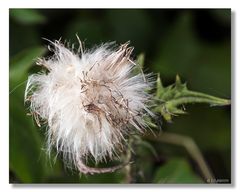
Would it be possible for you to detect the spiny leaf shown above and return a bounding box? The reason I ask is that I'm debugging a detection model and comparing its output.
[155,74,230,122]
[10,46,46,90]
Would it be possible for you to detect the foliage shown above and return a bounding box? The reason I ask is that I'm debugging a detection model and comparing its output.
[10,47,48,182]
[10,9,46,25]
[153,158,203,183]
[154,74,230,122]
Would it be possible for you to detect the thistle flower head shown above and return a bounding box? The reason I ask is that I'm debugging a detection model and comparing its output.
[25,38,152,173]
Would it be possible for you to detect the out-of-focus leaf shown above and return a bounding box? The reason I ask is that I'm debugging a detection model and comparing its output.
[10,9,46,24]
[9,46,46,90]
[153,158,203,183]
[79,170,125,183]
[155,74,230,122]
[10,21,40,56]
[211,10,231,25]
[166,106,231,151]
[153,13,199,77]
[106,10,153,51]
[65,17,105,46]
[10,84,59,182]
[9,46,50,183]
[153,12,230,96]
[45,174,80,183]
[9,96,46,183]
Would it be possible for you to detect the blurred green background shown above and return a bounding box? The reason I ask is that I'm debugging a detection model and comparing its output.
[9,9,231,183]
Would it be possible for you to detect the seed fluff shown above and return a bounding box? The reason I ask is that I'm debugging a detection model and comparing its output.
[25,37,152,174]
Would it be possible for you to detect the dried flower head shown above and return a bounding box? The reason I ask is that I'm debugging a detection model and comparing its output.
[25,38,152,174]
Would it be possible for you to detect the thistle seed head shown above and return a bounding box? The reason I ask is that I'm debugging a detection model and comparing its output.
[25,38,152,172]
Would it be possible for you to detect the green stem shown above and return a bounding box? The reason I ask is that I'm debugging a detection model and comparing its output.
[172,90,231,106]
[144,132,215,182]
[124,147,132,183]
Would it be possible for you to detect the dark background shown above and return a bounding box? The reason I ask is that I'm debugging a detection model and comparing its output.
[9,9,231,183]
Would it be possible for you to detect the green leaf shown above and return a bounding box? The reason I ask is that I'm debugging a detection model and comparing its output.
[153,158,204,183]
[78,170,125,183]
[10,9,46,25]
[10,85,60,183]
[155,74,230,122]
[9,47,50,183]
[9,96,47,183]
[10,46,46,90]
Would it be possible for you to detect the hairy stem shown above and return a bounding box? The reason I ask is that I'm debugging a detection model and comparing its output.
[77,159,129,175]
[124,150,132,183]
[124,138,134,183]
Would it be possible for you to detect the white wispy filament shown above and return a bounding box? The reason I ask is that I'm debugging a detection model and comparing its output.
[25,38,152,174]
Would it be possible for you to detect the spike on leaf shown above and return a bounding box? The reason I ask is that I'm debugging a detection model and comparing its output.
[136,53,145,68]
[175,74,181,84]
[156,73,164,98]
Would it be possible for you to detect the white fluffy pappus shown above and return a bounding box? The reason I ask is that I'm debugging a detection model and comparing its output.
[25,38,152,174]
